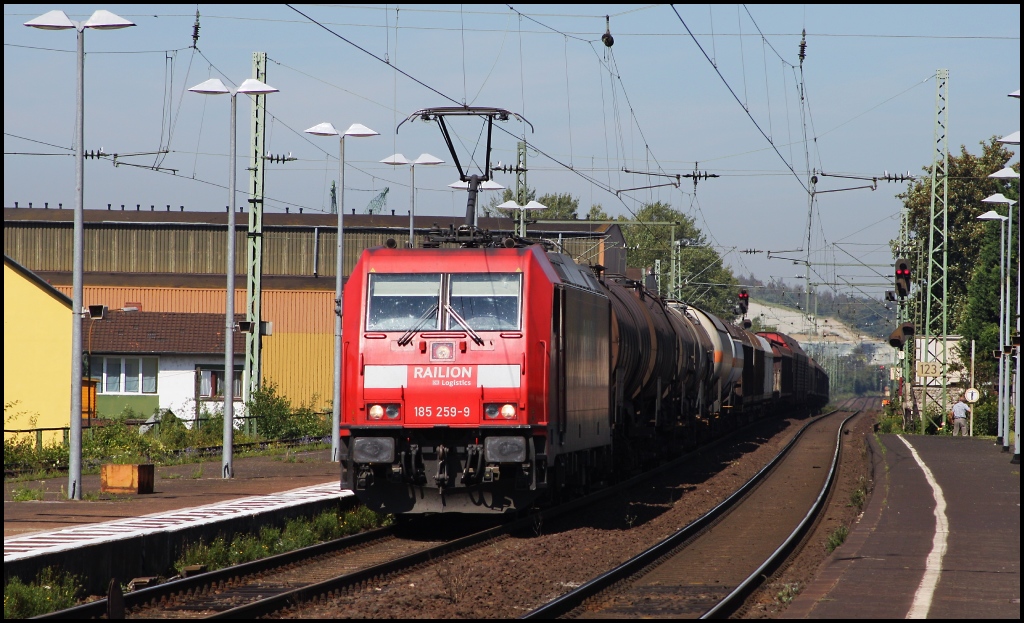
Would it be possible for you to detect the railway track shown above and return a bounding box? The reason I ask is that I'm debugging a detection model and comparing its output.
[523,397,865,619]
[39,403,853,619]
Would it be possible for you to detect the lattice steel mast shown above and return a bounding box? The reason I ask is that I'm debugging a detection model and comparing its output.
[243,52,268,430]
[921,69,950,431]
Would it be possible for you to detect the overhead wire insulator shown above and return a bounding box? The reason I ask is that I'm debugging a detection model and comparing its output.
[798,29,807,66]
[602,15,614,48]
[192,8,200,49]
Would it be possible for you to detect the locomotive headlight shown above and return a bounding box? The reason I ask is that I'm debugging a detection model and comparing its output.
[368,404,384,420]
[352,437,395,463]
[385,404,400,419]
[484,436,526,463]
[484,403,516,420]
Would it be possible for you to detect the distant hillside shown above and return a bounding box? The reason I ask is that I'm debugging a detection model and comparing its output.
[737,275,893,341]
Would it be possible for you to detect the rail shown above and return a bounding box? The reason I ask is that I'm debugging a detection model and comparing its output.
[521,399,860,619]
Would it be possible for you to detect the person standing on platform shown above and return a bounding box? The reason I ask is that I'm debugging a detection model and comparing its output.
[949,395,971,437]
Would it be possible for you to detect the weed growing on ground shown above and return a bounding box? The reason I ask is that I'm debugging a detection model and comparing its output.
[849,476,867,512]
[190,465,204,479]
[11,485,46,501]
[3,567,80,618]
[437,559,469,604]
[826,525,850,553]
[173,506,390,574]
[775,581,801,605]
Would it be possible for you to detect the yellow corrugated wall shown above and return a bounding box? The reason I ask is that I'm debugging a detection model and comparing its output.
[53,286,334,410]
[4,263,72,445]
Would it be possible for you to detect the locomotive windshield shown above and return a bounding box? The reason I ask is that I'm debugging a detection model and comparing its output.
[366,273,442,331]
[448,273,521,331]
[365,272,521,332]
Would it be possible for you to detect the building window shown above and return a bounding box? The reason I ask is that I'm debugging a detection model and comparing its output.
[90,356,158,395]
[197,366,242,400]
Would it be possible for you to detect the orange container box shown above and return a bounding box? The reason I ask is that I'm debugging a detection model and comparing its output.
[100,464,154,494]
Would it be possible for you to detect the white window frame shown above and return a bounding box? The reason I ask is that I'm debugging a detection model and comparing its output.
[92,356,158,395]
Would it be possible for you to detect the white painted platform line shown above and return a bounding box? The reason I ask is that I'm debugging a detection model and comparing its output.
[897,436,949,619]
[3,482,350,562]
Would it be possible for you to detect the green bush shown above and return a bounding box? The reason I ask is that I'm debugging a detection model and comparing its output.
[3,567,80,618]
[247,383,329,440]
[971,395,999,437]
[82,419,163,464]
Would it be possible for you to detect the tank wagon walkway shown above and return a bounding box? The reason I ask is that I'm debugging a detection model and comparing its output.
[784,435,1019,619]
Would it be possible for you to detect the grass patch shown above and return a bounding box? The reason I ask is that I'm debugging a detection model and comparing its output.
[3,567,80,618]
[849,476,868,512]
[826,525,850,553]
[174,506,391,574]
[10,485,45,501]
[775,581,801,605]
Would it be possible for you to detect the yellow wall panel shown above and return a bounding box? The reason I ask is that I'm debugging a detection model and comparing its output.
[3,263,72,444]
[261,332,334,411]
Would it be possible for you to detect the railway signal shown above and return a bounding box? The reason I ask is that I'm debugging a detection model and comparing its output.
[737,289,749,315]
[888,321,915,348]
[894,259,911,298]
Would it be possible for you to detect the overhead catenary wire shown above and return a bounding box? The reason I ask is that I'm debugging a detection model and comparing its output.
[670,5,810,195]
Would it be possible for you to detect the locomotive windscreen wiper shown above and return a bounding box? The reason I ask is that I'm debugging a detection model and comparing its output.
[445,304,485,345]
[397,303,439,346]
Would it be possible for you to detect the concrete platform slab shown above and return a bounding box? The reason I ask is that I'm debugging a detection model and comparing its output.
[784,435,1019,619]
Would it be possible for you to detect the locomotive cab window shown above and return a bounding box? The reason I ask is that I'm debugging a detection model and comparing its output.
[366,273,442,331]
[447,273,521,331]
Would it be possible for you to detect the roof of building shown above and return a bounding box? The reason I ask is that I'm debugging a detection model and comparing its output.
[84,310,244,355]
[36,270,337,291]
[4,254,72,307]
[3,206,622,238]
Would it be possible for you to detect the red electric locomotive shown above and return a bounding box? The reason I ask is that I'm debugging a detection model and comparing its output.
[340,244,610,513]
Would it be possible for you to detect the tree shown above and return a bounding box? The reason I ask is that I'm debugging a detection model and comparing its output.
[534,192,579,220]
[897,137,1017,435]
[483,188,579,220]
[586,204,609,221]
[619,201,738,318]
[895,137,1017,330]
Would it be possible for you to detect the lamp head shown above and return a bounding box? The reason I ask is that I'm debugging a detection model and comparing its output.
[988,167,1020,180]
[304,122,339,137]
[448,180,505,190]
[188,78,230,95]
[977,210,1008,221]
[24,10,75,29]
[998,131,1020,146]
[343,123,379,137]
[236,78,278,95]
[380,153,410,165]
[413,153,444,166]
[82,10,135,30]
[981,193,1017,206]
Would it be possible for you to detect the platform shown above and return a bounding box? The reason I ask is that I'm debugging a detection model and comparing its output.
[3,450,350,593]
[784,434,1020,619]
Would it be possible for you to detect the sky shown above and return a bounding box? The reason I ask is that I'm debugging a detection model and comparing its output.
[4,4,1020,303]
